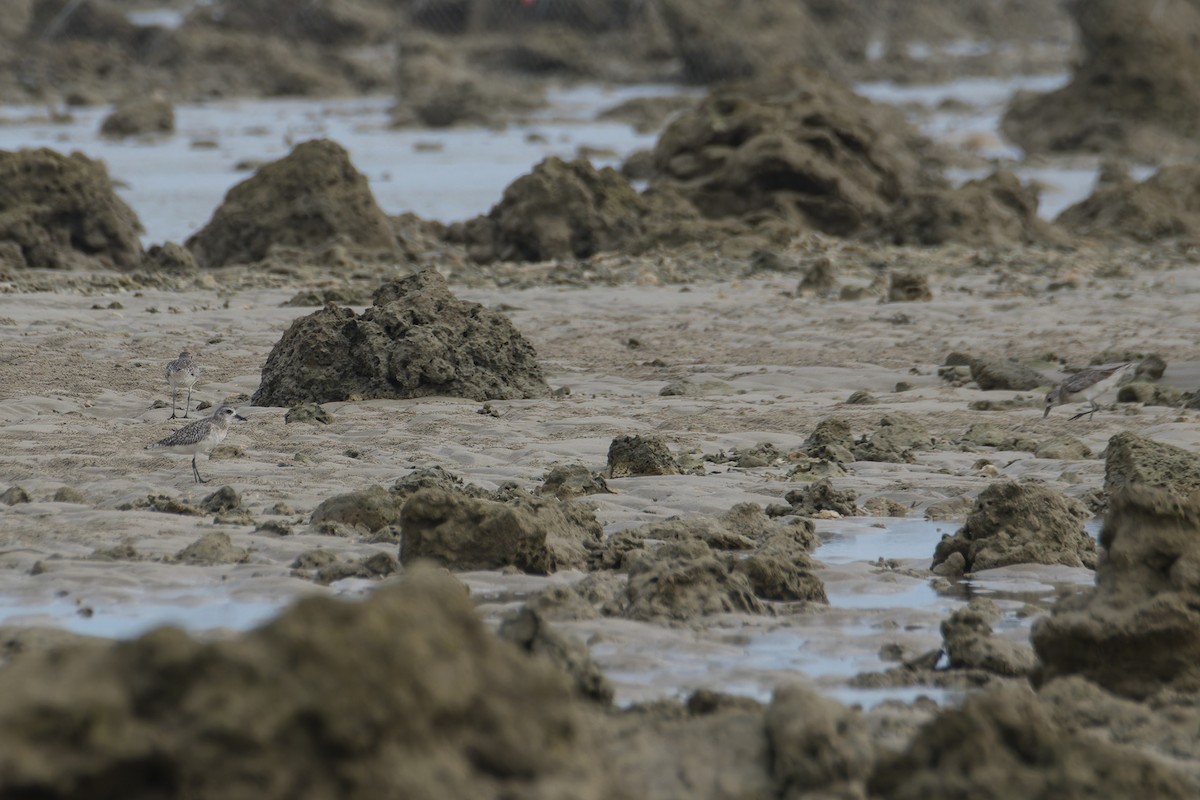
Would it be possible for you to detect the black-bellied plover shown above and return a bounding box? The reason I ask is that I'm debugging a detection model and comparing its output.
[164,351,200,419]
[1043,362,1134,421]
[146,405,246,483]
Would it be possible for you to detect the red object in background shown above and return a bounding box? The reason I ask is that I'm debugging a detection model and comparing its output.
[520,0,535,6]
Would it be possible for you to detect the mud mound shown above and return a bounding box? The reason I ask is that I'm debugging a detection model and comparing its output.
[734,531,828,604]
[0,148,143,271]
[1002,0,1200,160]
[310,485,403,533]
[889,170,1067,247]
[200,0,396,46]
[498,606,613,704]
[606,434,680,477]
[648,72,943,238]
[252,269,550,405]
[941,600,1035,677]
[392,34,547,128]
[451,157,649,263]
[1104,431,1200,499]
[0,566,614,799]
[99,94,174,139]
[932,481,1096,573]
[784,479,857,517]
[853,413,936,464]
[399,487,602,573]
[868,684,1193,799]
[605,541,766,622]
[657,0,838,84]
[186,139,399,268]
[969,355,1047,391]
[767,685,874,796]
[1033,485,1200,699]
[1057,164,1200,243]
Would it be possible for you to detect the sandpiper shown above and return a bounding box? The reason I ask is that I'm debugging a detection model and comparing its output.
[165,351,200,419]
[1044,362,1134,421]
[146,405,246,483]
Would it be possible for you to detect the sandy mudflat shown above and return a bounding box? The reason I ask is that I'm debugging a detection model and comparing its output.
[2,259,1197,703]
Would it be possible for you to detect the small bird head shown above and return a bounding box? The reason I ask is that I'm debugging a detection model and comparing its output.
[1043,388,1060,418]
[214,406,247,422]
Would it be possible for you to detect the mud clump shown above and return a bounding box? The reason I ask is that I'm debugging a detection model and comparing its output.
[538,464,613,499]
[733,531,828,604]
[649,73,942,238]
[888,170,1066,247]
[605,541,766,622]
[1104,431,1200,499]
[0,566,612,798]
[186,139,400,268]
[173,532,248,566]
[202,0,395,46]
[767,685,874,797]
[0,148,144,271]
[784,479,857,517]
[450,157,649,263]
[969,356,1046,391]
[1057,164,1200,242]
[392,34,547,128]
[310,485,403,533]
[399,487,601,574]
[1033,485,1200,699]
[498,606,613,704]
[99,94,174,139]
[253,269,550,406]
[853,413,935,464]
[941,600,1035,677]
[868,684,1193,799]
[932,481,1096,573]
[606,434,680,477]
[887,272,932,302]
[1002,0,1200,161]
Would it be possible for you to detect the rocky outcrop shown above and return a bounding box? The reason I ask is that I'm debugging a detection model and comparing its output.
[1002,0,1200,161]
[931,481,1096,573]
[186,139,400,268]
[1032,485,1200,699]
[252,269,550,405]
[0,148,144,270]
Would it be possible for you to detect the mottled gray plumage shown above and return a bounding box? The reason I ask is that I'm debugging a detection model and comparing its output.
[165,350,201,419]
[146,405,246,483]
[1044,362,1133,420]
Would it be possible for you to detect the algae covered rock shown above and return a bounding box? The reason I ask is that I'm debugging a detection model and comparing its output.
[253,269,550,405]
[99,94,175,139]
[0,147,144,270]
[931,481,1096,572]
[186,139,400,268]
[605,540,766,622]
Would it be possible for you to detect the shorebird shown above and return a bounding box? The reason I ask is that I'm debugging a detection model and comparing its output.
[146,405,246,483]
[1043,362,1134,421]
[164,351,200,419]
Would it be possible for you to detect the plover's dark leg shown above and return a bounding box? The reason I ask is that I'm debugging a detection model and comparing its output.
[1068,407,1090,421]
[184,384,193,419]
[191,454,209,484]
[169,385,179,419]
